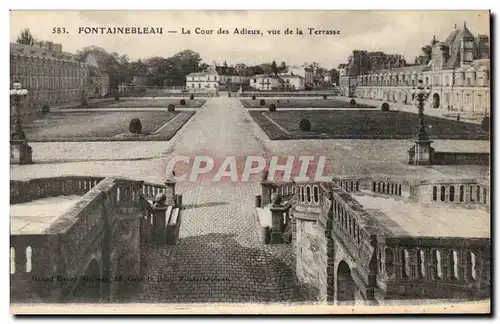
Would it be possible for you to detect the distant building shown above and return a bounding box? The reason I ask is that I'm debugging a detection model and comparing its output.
[10,42,88,107]
[185,65,219,92]
[84,54,110,97]
[250,74,283,91]
[352,23,490,113]
[278,74,305,90]
[323,72,332,84]
[339,50,406,97]
[214,63,247,84]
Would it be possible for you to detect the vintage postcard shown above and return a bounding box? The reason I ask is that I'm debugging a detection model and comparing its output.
[9,10,491,315]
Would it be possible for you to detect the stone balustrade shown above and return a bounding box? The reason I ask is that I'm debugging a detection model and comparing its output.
[380,237,491,300]
[142,180,177,206]
[10,176,176,302]
[260,181,295,206]
[411,179,490,206]
[10,176,105,204]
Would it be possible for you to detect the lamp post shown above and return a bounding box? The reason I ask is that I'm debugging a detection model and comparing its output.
[408,80,433,165]
[10,82,33,164]
[409,80,432,141]
[10,82,28,140]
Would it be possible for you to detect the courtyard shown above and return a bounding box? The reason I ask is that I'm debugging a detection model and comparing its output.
[10,96,490,304]
[240,98,376,109]
[249,110,489,140]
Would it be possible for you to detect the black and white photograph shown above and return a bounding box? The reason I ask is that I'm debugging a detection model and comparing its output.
[8,9,491,315]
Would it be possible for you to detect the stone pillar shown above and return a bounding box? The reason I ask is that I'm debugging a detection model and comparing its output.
[175,194,183,209]
[165,180,176,206]
[255,195,262,208]
[151,207,168,246]
[408,139,434,165]
[269,205,287,244]
[261,182,273,206]
[10,139,33,165]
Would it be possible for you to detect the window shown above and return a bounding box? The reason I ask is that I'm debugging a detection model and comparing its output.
[449,186,455,202]
[459,185,465,202]
[432,186,438,201]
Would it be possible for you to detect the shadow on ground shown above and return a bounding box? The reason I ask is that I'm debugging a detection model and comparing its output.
[182,202,231,209]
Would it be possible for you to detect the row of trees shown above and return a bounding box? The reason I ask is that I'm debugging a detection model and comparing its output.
[75,47,205,88]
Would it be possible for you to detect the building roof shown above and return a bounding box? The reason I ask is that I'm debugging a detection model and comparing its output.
[279,74,304,79]
[10,42,77,62]
[442,24,477,69]
[253,74,283,80]
[215,66,239,76]
[187,71,209,77]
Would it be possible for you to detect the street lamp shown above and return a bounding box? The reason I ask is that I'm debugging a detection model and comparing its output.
[409,80,432,141]
[408,80,433,165]
[10,82,33,164]
[10,82,29,140]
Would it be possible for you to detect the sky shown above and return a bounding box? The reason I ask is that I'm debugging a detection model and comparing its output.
[10,10,490,70]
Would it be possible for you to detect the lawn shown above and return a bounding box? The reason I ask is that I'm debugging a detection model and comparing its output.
[78,98,206,109]
[240,98,375,109]
[249,110,489,140]
[23,111,195,142]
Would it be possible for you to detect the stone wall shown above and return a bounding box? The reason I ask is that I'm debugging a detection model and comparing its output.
[295,218,327,300]
[433,152,489,165]
[10,176,148,303]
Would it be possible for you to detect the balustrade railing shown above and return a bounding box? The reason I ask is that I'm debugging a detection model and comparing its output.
[380,237,490,299]
[411,179,490,206]
[371,180,403,197]
[10,234,50,278]
[10,176,105,204]
[142,182,167,201]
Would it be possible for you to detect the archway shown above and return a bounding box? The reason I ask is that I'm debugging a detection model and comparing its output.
[432,93,440,109]
[337,261,356,303]
[73,258,101,302]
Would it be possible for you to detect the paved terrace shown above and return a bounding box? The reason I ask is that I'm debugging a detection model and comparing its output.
[353,192,490,238]
[10,195,81,235]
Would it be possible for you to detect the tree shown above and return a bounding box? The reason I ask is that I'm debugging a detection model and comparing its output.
[328,69,340,85]
[199,63,209,72]
[271,61,278,75]
[16,28,36,46]
[279,61,287,72]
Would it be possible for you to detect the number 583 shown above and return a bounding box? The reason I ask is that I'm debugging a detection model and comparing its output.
[52,27,68,34]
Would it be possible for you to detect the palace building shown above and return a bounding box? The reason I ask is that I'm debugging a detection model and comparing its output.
[10,41,110,111]
[341,23,490,114]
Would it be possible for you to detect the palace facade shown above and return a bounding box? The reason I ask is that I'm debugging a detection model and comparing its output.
[342,24,490,114]
[10,41,110,110]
